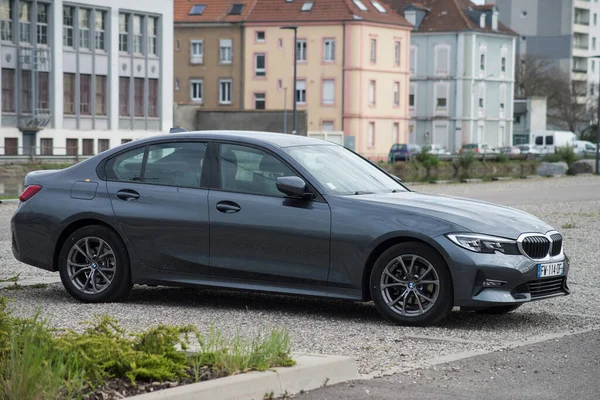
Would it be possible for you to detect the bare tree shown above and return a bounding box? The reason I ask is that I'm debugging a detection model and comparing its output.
[545,69,592,132]
[515,54,554,99]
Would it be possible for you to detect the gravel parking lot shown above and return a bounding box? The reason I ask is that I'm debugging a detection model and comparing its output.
[1,175,600,376]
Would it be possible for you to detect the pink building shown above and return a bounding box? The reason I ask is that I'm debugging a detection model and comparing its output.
[244,0,411,159]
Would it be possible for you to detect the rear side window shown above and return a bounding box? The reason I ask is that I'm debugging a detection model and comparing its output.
[546,136,554,145]
[535,136,543,145]
[105,147,146,182]
[144,142,207,188]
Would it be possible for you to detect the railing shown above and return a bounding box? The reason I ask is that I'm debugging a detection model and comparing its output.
[0,146,94,163]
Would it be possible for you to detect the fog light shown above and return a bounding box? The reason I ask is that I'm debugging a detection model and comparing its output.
[483,279,507,287]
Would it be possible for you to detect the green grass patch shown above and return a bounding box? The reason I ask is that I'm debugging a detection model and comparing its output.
[0,275,20,283]
[0,296,295,399]
[561,223,576,229]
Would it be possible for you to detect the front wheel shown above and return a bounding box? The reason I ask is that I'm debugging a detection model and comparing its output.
[369,242,453,326]
[58,225,132,303]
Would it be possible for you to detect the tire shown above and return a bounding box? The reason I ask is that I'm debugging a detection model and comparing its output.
[369,242,453,326]
[473,304,523,315]
[58,225,132,303]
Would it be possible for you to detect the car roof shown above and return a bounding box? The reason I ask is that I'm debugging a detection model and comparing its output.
[139,130,332,148]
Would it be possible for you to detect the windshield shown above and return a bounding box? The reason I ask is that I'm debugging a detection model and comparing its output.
[285,145,407,195]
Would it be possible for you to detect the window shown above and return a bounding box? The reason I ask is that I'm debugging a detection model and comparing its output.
[79,9,90,49]
[134,78,144,116]
[368,122,375,148]
[106,146,146,181]
[277,79,282,90]
[478,83,485,114]
[93,75,106,116]
[409,83,416,111]
[301,2,314,11]
[189,4,206,15]
[278,38,283,49]
[256,31,265,42]
[142,142,207,188]
[501,47,508,75]
[370,39,376,63]
[369,80,376,105]
[229,4,245,15]
[1,69,14,112]
[324,39,335,62]
[119,13,128,52]
[322,121,334,132]
[66,139,79,156]
[175,78,180,90]
[38,72,48,110]
[296,39,307,61]
[479,45,487,73]
[353,0,368,11]
[410,46,417,75]
[63,73,75,114]
[255,53,266,77]
[148,17,157,56]
[394,41,400,66]
[219,144,297,197]
[521,10,527,17]
[119,77,130,116]
[393,82,399,106]
[80,74,91,115]
[19,3,30,43]
[322,79,334,105]
[594,37,597,50]
[175,39,180,51]
[98,139,110,153]
[82,139,94,156]
[296,80,306,104]
[435,45,450,75]
[515,115,521,124]
[133,15,143,54]
[190,79,203,102]
[501,57,506,73]
[220,39,232,63]
[535,136,543,145]
[0,0,12,42]
[95,11,106,50]
[219,79,232,104]
[393,123,399,144]
[499,83,506,117]
[595,13,598,26]
[63,6,74,47]
[148,79,158,118]
[371,1,386,12]
[546,136,554,145]
[41,138,53,156]
[121,139,132,144]
[190,40,203,63]
[435,82,448,113]
[21,70,30,113]
[254,93,266,109]
[4,138,17,156]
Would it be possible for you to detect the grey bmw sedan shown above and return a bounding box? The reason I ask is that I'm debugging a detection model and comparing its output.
[11,131,569,326]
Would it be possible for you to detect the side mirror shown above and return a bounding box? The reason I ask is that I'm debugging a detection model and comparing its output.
[276,176,312,199]
[392,175,402,183]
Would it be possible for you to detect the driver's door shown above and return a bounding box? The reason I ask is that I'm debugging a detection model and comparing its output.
[208,142,332,285]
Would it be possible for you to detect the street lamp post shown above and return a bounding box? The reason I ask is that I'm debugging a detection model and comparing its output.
[280,26,298,135]
[590,55,600,174]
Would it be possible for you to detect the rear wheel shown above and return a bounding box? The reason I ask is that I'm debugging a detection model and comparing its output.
[58,225,132,303]
[369,242,453,326]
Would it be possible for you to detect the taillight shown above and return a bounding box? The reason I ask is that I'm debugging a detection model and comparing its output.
[476,148,480,153]
[19,185,42,202]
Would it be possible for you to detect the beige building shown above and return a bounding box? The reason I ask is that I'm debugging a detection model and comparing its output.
[243,0,412,160]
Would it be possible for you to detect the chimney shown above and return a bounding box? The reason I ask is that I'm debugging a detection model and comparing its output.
[492,9,499,30]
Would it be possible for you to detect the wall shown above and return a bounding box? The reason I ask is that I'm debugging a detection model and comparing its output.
[173,24,243,109]
[243,23,344,134]
[344,21,411,160]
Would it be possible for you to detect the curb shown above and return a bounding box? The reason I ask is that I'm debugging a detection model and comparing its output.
[460,178,483,183]
[0,276,61,290]
[0,199,19,204]
[128,353,359,400]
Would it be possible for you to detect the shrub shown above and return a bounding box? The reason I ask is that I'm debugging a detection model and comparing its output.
[454,152,476,178]
[496,153,509,163]
[544,146,576,167]
[415,149,440,177]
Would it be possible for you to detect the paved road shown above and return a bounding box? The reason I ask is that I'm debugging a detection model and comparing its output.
[294,329,600,400]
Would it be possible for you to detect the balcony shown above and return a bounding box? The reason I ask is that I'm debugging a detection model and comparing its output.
[575,0,591,11]
[572,71,588,81]
[574,22,590,34]
[573,46,590,57]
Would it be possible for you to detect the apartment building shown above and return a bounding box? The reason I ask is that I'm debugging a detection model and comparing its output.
[492,0,600,104]
[385,0,517,150]
[243,0,412,159]
[173,0,248,110]
[0,0,173,156]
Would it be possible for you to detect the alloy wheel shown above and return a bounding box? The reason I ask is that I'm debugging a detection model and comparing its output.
[380,254,440,317]
[66,236,116,295]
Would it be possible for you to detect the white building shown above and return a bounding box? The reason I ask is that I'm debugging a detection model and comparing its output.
[0,0,173,156]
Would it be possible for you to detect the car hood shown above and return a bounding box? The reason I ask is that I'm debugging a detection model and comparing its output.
[350,191,554,239]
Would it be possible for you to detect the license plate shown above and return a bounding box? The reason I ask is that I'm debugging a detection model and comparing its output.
[537,262,564,278]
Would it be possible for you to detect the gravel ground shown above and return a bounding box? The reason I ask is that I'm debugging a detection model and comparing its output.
[1,176,600,376]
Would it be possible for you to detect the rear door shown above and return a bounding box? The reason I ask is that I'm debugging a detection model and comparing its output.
[106,140,211,274]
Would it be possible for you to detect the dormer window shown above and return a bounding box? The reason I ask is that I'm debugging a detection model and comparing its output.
[301,2,313,11]
[405,10,416,26]
[480,13,485,28]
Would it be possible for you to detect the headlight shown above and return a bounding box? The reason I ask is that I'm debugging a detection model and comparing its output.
[446,233,520,255]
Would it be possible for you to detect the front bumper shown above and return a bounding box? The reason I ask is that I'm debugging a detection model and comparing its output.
[435,236,570,308]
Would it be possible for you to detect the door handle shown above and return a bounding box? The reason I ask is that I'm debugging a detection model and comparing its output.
[216,201,241,213]
[116,189,140,201]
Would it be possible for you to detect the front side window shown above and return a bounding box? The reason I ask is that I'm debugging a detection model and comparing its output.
[285,145,406,196]
[144,142,207,188]
[220,144,297,197]
[79,9,90,49]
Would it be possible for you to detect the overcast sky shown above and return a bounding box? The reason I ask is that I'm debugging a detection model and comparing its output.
[472,0,485,4]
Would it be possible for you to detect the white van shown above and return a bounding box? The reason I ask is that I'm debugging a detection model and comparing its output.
[532,131,577,153]
[574,140,597,157]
